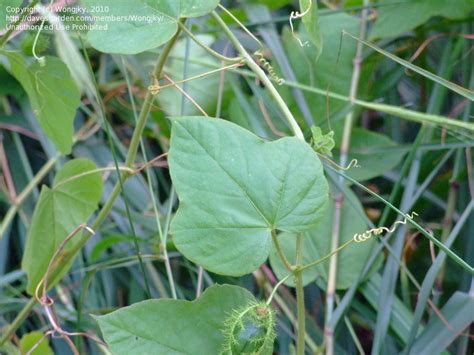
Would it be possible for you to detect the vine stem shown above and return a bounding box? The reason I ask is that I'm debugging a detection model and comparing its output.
[177,21,242,63]
[324,3,369,354]
[0,23,184,346]
[271,230,293,272]
[211,10,304,140]
[295,234,305,355]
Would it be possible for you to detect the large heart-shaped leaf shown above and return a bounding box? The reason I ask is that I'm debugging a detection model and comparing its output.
[269,187,374,289]
[82,0,220,54]
[0,53,80,154]
[95,284,255,354]
[169,117,329,276]
[22,159,103,294]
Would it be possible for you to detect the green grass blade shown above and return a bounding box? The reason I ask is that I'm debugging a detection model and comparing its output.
[409,291,474,354]
[343,31,474,101]
[404,200,474,350]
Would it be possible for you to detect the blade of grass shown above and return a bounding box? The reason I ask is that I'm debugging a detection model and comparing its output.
[409,291,474,354]
[371,38,462,354]
[343,31,474,100]
[404,199,474,351]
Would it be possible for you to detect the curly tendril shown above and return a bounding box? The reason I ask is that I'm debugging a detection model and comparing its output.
[353,212,419,243]
[254,50,285,85]
[289,0,313,47]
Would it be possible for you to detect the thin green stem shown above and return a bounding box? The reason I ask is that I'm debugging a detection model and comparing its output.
[295,234,305,355]
[271,230,293,272]
[212,11,304,140]
[157,62,242,91]
[177,22,242,63]
[31,0,54,63]
[298,239,354,272]
[217,4,263,47]
[0,0,40,48]
[53,166,134,189]
[266,274,291,306]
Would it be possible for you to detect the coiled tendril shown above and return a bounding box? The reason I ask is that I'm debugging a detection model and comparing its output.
[289,0,312,47]
[254,50,285,85]
[353,212,419,243]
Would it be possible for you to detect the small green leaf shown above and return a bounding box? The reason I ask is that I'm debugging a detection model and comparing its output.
[169,117,329,276]
[0,52,80,154]
[22,159,103,295]
[82,0,220,54]
[19,331,53,355]
[299,0,322,59]
[269,187,373,289]
[95,284,256,355]
[310,126,334,156]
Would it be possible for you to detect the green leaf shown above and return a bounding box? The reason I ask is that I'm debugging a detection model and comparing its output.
[95,284,256,354]
[345,32,474,101]
[299,0,322,59]
[22,159,103,295]
[334,127,405,181]
[410,292,474,354]
[169,117,329,276]
[0,53,80,154]
[269,187,373,289]
[310,126,334,157]
[371,0,474,39]
[82,0,220,54]
[19,331,53,355]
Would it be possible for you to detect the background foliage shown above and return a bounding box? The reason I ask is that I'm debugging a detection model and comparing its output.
[0,0,473,354]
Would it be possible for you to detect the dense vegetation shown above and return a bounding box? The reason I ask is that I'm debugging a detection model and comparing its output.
[0,0,473,354]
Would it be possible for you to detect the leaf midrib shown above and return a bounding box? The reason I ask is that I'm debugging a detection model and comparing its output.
[178,122,272,227]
